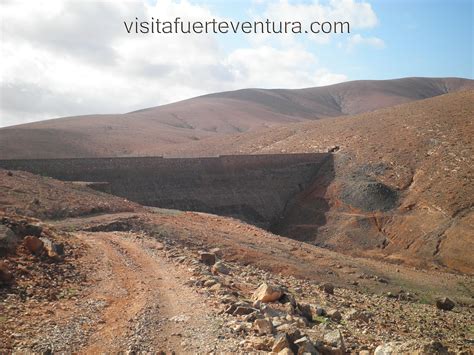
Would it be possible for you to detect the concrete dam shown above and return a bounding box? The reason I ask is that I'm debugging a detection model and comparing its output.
[0,154,331,228]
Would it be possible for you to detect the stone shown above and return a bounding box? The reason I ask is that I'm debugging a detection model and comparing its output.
[40,238,64,260]
[234,305,258,316]
[15,222,43,238]
[24,236,44,255]
[0,261,13,285]
[276,324,301,343]
[278,348,294,355]
[211,261,230,275]
[375,341,448,355]
[319,283,334,295]
[252,283,283,303]
[326,309,342,322]
[253,318,274,335]
[346,309,372,323]
[247,335,274,351]
[294,337,318,355]
[203,279,217,287]
[296,303,313,321]
[272,333,291,353]
[323,330,345,350]
[0,225,21,255]
[435,297,455,311]
[199,252,216,266]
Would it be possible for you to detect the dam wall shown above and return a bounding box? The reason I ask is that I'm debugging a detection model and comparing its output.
[0,154,329,227]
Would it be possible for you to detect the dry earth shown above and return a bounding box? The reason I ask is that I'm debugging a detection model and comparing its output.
[1,171,473,353]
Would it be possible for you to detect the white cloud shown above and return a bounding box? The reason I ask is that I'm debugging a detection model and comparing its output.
[226,45,346,88]
[346,33,385,50]
[0,0,379,127]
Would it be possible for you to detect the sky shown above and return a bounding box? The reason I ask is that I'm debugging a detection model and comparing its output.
[0,0,472,127]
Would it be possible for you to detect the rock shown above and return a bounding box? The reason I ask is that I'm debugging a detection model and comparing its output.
[326,309,341,322]
[40,238,64,260]
[375,341,448,355]
[253,318,274,335]
[203,279,217,287]
[272,333,291,352]
[315,307,326,316]
[323,330,345,350]
[346,309,372,323]
[276,324,301,343]
[0,225,21,254]
[280,293,297,307]
[435,297,455,311]
[0,261,13,285]
[296,303,313,321]
[252,283,283,303]
[199,252,216,266]
[319,283,334,295]
[247,335,274,351]
[234,305,258,316]
[15,222,43,238]
[211,261,230,275]
[294,337,318,355]
[24,236,44,255]
[278,348,294,355]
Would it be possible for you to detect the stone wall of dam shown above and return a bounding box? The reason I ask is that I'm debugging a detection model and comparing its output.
[0,154,331,227]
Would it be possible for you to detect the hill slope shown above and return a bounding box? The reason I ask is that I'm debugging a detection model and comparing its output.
[160,91,474,273]
[1,77,472,159]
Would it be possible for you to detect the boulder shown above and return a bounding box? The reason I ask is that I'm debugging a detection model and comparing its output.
[252,283,283,303]
[319,283,334,295]
[323,330,345,350]
[15,222,43,238]
[199,252,216,266]
[375,341,448,355]
[326,309,342,322]
[0,225,21,255]
[0,261,13,285]
[435,297,455,311]
[294,337,318,355]
[253,318,274,335]
[272,333,291,353]
[296,302,313,321]
[40,237,64,260]
[211,261,230,275]
[24,236,44,255]
[346,309,372,323]
[234,305,258,316]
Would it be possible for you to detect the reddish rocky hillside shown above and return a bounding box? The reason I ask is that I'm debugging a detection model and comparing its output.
[161,91,474,274]
[0,169,139,219]
[0,77,472,159]
[1,169,473,353]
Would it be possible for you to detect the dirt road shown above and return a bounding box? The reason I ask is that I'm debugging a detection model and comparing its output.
[78,231,234,353]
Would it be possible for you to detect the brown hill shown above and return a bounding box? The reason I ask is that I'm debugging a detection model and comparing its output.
[159,91,474,273]
[1,77,472,159]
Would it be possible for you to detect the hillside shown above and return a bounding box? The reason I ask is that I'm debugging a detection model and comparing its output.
[1,77,472,159]
[160,91,474,273]
[1,169,473,353]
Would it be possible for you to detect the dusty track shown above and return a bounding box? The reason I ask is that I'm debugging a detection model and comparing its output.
[79,231,233,353]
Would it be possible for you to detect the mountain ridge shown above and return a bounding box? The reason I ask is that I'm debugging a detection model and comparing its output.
[1,77,472,159]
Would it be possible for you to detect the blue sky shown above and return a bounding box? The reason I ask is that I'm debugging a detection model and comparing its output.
[201,0,473,80]
[1,0,472,127]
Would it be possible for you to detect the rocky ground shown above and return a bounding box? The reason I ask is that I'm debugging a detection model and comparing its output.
[1,209,473,353]
[1,167,473,353]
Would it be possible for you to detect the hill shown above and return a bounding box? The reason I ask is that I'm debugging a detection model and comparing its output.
[160,90,474,273]
[1,77,472,159]
[1,168,473,352]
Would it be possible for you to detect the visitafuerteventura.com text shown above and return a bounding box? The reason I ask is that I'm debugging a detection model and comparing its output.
[124,17,350,35]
